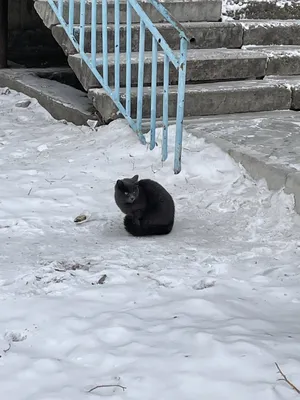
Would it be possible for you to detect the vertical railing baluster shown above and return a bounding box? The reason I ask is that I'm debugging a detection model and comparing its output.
[91,0,97,67]
[79,0,86,53]
[136,20,145,140]
[174,37,188,174]
[68,0,74,35]
[115,0,120,101]
[58,0,63,16]
[102,0,108,86]
[150,37,157,151]
[126,0,132,117]
[162,53,169,161]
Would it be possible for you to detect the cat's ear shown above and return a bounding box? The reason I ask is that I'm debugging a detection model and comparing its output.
[132,175,139,183]
[116,180,124,190]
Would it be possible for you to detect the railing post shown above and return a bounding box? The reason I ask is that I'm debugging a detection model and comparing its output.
[126,0,132,117]
[68,0,75,36]
[79,0,86,53]
[174,37,188,174]
[150,37,158,151]
[162,54,169,162]
[0,0,8,69]
[102,0,108,86]
[91,0,97,67]
[114,0,121,101]
[136,20,146,144]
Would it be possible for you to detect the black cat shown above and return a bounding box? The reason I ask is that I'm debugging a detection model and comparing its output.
[114,175,175,236]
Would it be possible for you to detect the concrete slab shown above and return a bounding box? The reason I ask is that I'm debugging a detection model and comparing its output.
[52,22,242,55]
[69,49,267,91]
[241,20,300,46]
[262,75,300,112]
[225,0,300,20]
[88,79,291,122]
[245,45,300,76]
[184,110,300,213]
[0,69,99,126]
[34,0,222,28]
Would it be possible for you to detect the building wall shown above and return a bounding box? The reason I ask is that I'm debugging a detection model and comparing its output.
[8,0,66,67]
[9,0,41,30]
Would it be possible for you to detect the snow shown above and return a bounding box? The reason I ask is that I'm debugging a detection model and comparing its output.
[1,87,300,400]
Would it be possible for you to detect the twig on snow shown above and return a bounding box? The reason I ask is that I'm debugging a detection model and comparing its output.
[3,343,11,353]
[88,384,126,393]
[27,187,32,196]
[275,362,300,394]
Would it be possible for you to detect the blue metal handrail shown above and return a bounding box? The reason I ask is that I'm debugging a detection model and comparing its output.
[47,0,193,173]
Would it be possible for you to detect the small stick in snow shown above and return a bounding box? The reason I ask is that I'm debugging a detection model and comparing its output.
[88,384,126,393]
[27,188,32,196]
[275,362,300,394]
[3,343,11,353]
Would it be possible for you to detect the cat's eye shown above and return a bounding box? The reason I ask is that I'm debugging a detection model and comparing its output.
[124,192,129,195]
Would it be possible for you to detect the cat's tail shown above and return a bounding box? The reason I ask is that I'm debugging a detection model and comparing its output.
[123,216,174,237]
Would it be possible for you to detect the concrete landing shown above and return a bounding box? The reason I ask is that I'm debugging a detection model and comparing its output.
[0,69,99,126]
[185,110,300,214]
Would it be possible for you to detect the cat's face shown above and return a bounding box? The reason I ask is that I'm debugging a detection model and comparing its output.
[116,175,139,203]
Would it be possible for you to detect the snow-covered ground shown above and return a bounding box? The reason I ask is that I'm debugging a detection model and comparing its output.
[1,87,300,399]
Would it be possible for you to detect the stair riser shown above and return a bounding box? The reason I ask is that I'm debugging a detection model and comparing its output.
[69,55,266,91]
[89,85,291,122]
[267,55,300,77]
[52,23,242,56]
[35,0,222,29]
[243,23,300,46]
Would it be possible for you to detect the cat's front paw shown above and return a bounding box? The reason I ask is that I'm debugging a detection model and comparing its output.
[133,218,141,226]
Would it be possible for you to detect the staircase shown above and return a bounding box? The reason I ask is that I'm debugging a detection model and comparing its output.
[34,0,300,172]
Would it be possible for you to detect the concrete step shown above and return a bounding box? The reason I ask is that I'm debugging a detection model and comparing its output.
[34,0,222,29]
[52,20,300,56]
[0,68,98,126]
[88,78,292,122]
[69,49,267,91]
[224,0,300,20]
[241,20,300,47]
[245,45,300,77]
[52,22,242,55]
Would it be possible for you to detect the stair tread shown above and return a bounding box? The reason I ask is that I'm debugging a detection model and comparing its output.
[89,77,293,95]
[59,20,300,28]
[70,47,270,65]
[39,0,215,3]
[240,19,300,24]
[68,21,236,28]
[244,45,300,53]
[70,46,300,65]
